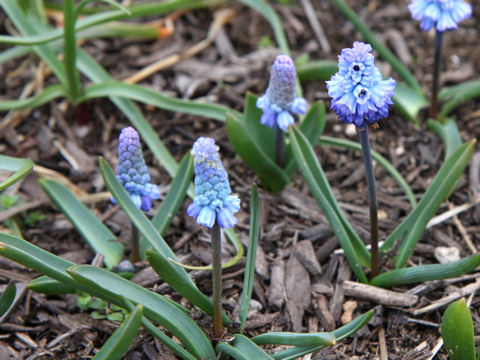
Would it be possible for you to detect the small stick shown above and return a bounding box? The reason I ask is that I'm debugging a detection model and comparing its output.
[210,221,223,338]
[358,126,379,278]
[429,29,444,120]
[275,124,284,168]
[343,280,418,307]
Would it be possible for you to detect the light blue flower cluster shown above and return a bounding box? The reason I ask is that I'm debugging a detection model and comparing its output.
[256,55,307,131]
[114,127,160,211]
[409,0,472,32]
[187,137,240,229]
[326,42,396,128]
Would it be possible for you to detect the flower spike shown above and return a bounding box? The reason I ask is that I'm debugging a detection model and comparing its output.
[326,42,396,128]
[114,127,160,211]
[256,55,307,131]
[187,137,240,229]
[408,0,472,32]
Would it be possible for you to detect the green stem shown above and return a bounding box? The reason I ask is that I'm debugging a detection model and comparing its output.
[275,125,284,168]
[358,126,379,278]
[210,221,223,339]
[429,29,444,121]
[63,0,83,101]
[131,223,140,262]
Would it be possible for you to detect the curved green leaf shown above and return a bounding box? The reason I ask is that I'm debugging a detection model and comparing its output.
[370,254,480,288]
[239,185,260,331]
[68,265,215,359]
[296,60,338,82]
[28,275,76,295]
[290,126,370,282]
[78,82,235,121]
[40,179,124,269]
[253,332,335,347]
[380,140,476,268]
[0,156,34,191]
[0,84,67,111]
[272,310,373,360]
[329,0,423,95]
[216,334,274,360]
[318,136,417,207]
[393,83,426,126]
[438,79,480,121]
[442,299,476,360]
[427,118,462,160]
[93,304,143,360]
[0,282,16,317]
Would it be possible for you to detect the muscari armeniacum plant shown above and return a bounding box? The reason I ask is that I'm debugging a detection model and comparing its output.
[327,41,396,278]
[408,0,472,119]
[187,136,240,339]
[256,55,307,167]
[113,126,160,262]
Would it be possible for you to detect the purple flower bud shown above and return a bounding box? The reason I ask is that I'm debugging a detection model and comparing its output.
[327,42,396,128]
[256,55,307,131]
[187,137,240,229]
[409,0,472,32]
[114,127,160,211]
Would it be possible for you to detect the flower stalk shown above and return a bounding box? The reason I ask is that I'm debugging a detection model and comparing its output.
[210,221,223,338]
[358,126,379,278]
[63,0,83,101]
[275,125,284,167]
[429,29,444,120]
[131,225,140,263]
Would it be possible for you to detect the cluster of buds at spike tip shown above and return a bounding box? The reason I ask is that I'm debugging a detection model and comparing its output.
[256,55,307,131]
[408,0,472,32]
[187,137,240,229]
[326,42,396,128]
[114,127,160,211]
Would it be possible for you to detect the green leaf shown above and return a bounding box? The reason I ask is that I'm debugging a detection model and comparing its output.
[0,155,34,191]
[28,275,76,295]
[68,265,215,359]
[139,153,193,255]
[272,310,373,360]
[289,126,370,282]
[380,140,476,268]
[392,83,427,126]
[0,84,67,112]
[370,254,480,288]
[442,299,476,360]
[438,79,480,121]
[318,136,417,207]
[39,179,124,269]
[239,185,260,331]
[226,111,290,193]
[427,118,462,160]
[253,332,335,347]
[78,82,235,121]
[329,0,423,95]
[93,305,142,360]
[216,334,274,360]
[296,60,338,82]
[0,282,16,317]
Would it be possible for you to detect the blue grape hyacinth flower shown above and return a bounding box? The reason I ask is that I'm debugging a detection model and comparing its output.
[409,0,472,32]
[114,127,160,211]
[326,42,396,128]
[187,137,240,229]
[256,55,307,131]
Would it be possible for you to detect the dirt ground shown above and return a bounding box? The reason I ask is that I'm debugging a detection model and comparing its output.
[0,0,480,359]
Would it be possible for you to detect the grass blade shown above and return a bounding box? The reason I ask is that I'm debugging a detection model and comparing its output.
[381,140,476,268]
[40,179,124,269]
[239,185,260,331]
[370,254,480,288]
[0,155,34,191]
[93,305,143,360]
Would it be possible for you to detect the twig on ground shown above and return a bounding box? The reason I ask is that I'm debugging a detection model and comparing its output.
[342,280,418,307]
[300,0,331,53]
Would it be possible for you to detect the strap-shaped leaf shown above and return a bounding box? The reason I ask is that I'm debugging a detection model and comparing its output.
[28,275,76,295]
[427,118,462,160]
[239,185,260,331]
[40,179,123,269]
[289,126,370,282]
[0,282,16,317]
[93,304,143,360]
[68,265,215,359]
[442,299,476,360]
[380,140,476,268]
[370,254,480,288]
[271,310,373,360]
[253,332,335,347]
[296,60,338,82]
[0,155,34,191]
[0,84,66,111]
[393,83,426,126]
[216,334,274,360]
[438,79,480,121]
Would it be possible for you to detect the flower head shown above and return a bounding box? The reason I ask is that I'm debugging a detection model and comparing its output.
[326,42,396,128]
[409,0,472,32]
[256,55,307,131]
[187,137,240,229]
[114,127,160,211]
